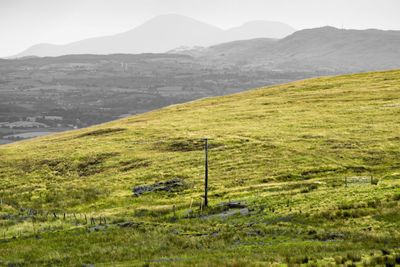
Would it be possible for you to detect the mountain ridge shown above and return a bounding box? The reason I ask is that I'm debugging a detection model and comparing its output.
[171,26,400,72]
[13,14,295,58]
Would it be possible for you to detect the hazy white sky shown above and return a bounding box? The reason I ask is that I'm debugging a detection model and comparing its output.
[1,0,400,57]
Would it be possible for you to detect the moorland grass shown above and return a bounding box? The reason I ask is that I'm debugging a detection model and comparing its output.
[0,70,400,266]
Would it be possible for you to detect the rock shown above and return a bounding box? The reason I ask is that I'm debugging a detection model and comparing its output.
[202,208,250,219]
[132,185,154,197]
[132,178,185,197]
[117,221,143,228]
[88,225,106,232]
[218,201,247,209]
[240,208,249,216]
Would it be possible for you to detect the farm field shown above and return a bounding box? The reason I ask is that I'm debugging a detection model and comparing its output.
[0,70,400,266]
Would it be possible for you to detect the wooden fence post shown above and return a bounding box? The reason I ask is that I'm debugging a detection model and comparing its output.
[204,138,209,207]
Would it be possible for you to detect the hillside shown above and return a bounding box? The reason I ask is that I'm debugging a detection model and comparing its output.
[177,27,400,72]
[13,15,295,58]
[0,53,313,144]
[1,70,400,265]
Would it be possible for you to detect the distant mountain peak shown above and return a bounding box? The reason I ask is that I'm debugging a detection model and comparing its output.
[138,14,221,29]
[13,15,295,58]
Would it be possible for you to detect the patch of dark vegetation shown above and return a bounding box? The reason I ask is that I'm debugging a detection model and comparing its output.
[276,173,304,180]
[26,152,119,177]
[134,208,172,218]
[277,166,342,181]
[76,128,127,138]
[325,139,362,150]
[264,215,296,225]
[132,178,186,197]
[260,182,320,193]
[286,255,310,265]
[62,186,107,204]
[300,167,342,177]
[155,138,223,152]
[362,151,388,165]
[346,252,362,262]
[119,158,151,172]
[312,231,346,241]
[319,200,384,220]
[345,165,371,173]
[16,158,73,174]
[334,256,346,265]
[392,193,400,201]
[28,185,110,209]
[77,152,119,177]
[300,134,324,139]
[305,83,337,91]
[300,183,319,193]
[369,252,400,266]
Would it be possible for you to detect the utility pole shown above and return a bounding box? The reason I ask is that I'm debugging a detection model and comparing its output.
[204,138,209,207]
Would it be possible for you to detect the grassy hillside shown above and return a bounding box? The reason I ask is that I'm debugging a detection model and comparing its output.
[0,70,400,266]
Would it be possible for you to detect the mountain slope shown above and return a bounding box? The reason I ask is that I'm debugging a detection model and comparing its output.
[1,70,400,265]
[14,15,295,57]
[271,26,400,70]
[222,20,295,41]
[179,27,400,72]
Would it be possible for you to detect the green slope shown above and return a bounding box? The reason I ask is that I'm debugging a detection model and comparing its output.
[1,70,400,266]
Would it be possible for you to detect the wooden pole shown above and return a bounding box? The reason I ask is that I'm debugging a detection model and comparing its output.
[204,138,209,207]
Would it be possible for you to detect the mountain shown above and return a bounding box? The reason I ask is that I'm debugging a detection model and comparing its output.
[174,26,400,72]
[14,14,295,58]
[1,70,400,265]
[222,20,295,41]
[269,26,400,70]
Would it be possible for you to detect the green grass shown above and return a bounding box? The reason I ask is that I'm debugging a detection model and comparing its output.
[1,70,400,266]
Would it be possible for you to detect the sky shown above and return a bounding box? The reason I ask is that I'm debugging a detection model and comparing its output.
[1,0,400,57]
